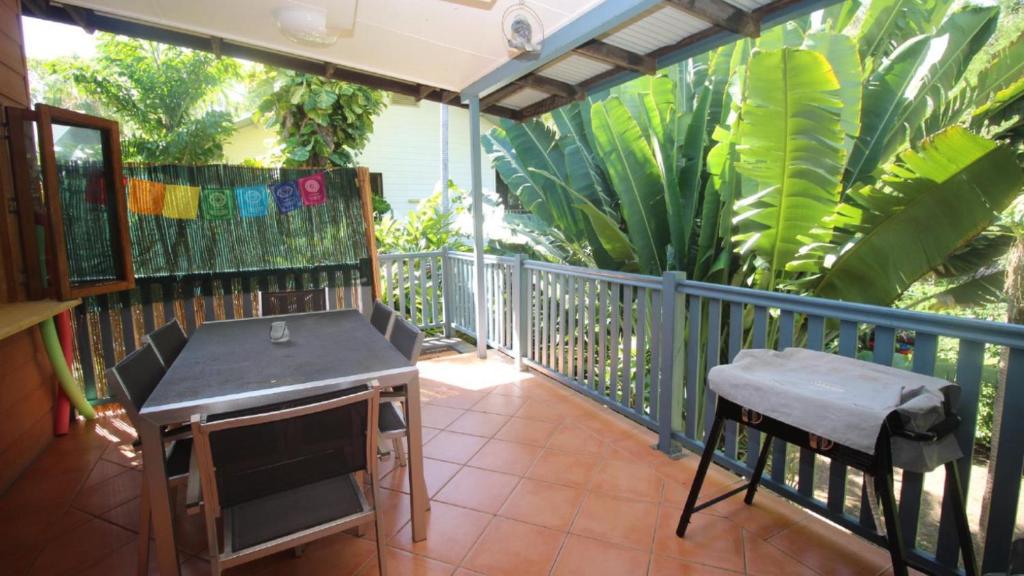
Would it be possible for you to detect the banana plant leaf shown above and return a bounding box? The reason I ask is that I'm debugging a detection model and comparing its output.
[733,48,847,287]
[590,97,671,275]
[917,267,1005,310]
[857,0,953,73]
[815,126,1024,305]
[804,32,863,156]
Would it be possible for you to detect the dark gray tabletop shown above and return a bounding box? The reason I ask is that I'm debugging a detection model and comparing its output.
[141,309,414,424]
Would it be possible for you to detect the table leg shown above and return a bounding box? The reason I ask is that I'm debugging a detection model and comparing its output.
[405,372,429,541]
[138,419,181,576]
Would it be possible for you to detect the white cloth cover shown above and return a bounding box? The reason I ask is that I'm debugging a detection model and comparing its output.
[708,348,962,472]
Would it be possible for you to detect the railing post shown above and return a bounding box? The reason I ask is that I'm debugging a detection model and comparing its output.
[512,253,527,371]
[657,271,686,456]
[441,247,453,338]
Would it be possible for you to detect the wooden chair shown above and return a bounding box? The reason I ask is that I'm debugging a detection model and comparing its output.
[379,316,424,467]
[106,344,194,575]
[146,318,188,368]
[258,288,328,317]
[190,384,388,575]
[370,301,395,338]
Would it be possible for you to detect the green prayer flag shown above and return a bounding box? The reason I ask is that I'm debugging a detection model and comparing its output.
[201,187,235,220]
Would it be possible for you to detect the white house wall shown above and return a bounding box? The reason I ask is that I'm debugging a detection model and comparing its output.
[355,99,498,220]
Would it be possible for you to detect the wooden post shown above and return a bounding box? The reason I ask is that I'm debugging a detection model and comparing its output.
[355,166,381,302]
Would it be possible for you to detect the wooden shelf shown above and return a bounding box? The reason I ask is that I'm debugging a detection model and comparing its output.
[0,299,80,341]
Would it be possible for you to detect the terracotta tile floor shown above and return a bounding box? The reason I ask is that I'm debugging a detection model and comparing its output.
[0,351,902,575]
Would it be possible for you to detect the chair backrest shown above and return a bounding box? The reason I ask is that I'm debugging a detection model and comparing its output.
[190,383,380,517]
[106,344,166,424]
[147,319,188,368]
[388,316,424,363]
[370,301,394,337]
[258,288,328,317]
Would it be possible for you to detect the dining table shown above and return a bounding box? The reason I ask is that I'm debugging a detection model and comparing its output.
[136,309,429,576]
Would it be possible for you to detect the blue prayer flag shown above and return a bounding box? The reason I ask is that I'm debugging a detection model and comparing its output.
[271,180,302,214]
[235,185,268,217]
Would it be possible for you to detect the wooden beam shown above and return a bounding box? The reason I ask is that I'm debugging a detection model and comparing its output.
[574,40,657,75]
[663,0,761,37]
[514,74,580,100]
[63,5,95,34]
[517,94,577,120]
[416,85,435,101]
[480,82,525,109]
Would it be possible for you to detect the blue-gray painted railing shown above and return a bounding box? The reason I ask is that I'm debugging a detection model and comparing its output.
[381,250,1024,575]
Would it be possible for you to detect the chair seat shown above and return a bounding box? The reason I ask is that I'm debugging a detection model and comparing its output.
[379,401,407,436]
[227,474,368,552]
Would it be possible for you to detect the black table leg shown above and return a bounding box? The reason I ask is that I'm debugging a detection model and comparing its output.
[745,434,773,505]
[875,468,909,576]
[946,461,979,576]
[677,412,725,537]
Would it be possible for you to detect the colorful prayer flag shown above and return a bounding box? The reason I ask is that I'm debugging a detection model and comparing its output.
[270,180,302,214]
[84,173,106,205]
[127,179,165,215]
[298,173,327,206]
[201,187,235,220]
[162,185,201,219]
[235,185,269,217]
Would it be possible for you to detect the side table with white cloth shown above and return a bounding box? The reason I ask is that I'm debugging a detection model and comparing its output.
[676,348,976,576]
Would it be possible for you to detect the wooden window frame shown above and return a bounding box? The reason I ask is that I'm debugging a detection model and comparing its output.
[35,104,134,300]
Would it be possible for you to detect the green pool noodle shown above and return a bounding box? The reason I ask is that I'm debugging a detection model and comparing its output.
[39,317,95,420]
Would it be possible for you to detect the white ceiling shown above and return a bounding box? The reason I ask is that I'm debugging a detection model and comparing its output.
[60,0,604,92]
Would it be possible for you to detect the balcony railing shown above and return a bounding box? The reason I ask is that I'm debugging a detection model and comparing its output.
[74,249,1023,574]
[382,250,1024,575]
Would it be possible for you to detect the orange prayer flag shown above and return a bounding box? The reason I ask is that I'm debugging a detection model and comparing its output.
[127,179,165,215]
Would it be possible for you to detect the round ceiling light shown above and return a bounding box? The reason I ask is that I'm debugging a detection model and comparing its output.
[274,5,341,47]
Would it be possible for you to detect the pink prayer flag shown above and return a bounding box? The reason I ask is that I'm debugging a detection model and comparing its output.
[299,173,327,206]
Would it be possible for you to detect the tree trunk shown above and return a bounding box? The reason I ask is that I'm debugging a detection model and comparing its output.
[979,233,1024,541]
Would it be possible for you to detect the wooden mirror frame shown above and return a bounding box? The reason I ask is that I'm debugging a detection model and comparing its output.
[35,104,134,301]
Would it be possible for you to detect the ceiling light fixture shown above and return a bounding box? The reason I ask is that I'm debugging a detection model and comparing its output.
[274,5,341,47]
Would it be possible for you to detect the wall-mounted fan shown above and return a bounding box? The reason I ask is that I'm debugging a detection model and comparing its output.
[502,1,544,56]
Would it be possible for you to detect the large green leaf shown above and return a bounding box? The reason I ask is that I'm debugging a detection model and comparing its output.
[857,0,952,72]
[815,127,1024,305]
[902,6,998,141]
[846,35,931,186]
[590,97,670,274]
[919,268,1005,310]
[972,29,1024,110]
[551,104,611,209]
[733,48,846,287]
[804,32,863,154]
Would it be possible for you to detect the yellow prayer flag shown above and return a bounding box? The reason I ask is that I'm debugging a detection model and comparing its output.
[127,179,165,215]
[162,185,201,219]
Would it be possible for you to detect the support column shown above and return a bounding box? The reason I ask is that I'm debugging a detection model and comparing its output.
[440,103,450,215]
[469,95,488,358]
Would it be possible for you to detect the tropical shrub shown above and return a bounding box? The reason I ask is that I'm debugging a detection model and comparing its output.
[254,69,385,167]
[484,0,1024,308]
[376,183,469,254]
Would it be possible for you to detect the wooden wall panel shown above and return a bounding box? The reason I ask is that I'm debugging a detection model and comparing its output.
[0,0,29,303]
[0,326,55,492]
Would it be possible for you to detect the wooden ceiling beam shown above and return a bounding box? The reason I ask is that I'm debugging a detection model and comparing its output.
[513,74,581,100]
[663,0,761,37]
[480,82,526,109]
[573,40,657,75]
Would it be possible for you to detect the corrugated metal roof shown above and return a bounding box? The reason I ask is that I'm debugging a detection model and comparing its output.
[498,87,551,109]
[536,54,616,85]
[601,5,711,55]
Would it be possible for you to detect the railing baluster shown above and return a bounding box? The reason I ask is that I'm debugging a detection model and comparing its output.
[567,275,578,382]
[897,333,937,547]
[983,347,1024,572]
[576,278,586,384]
[419,256,428,327]
[635,288,648,416]
[770,311,795,485]
[936,339,983,565]
[702,298,722,442]
[746,306,768,469]
[622,284,634,412]
[685,295,702,440]
[598,280,608,397]
[827,320,859,514]
[649,291,662,419]
[609,282,621,404]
